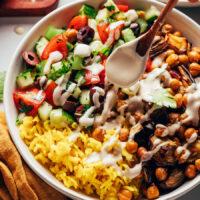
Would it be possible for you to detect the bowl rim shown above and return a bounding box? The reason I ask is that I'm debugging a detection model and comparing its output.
[4,0,200,199]
[158,0,200,7]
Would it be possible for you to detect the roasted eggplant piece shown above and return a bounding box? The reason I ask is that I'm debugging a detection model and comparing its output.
[153,141,177,166]
[167,34,188,54]
[159,169,184,190]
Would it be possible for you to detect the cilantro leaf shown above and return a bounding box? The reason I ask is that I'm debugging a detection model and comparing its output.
[152,89,177,109]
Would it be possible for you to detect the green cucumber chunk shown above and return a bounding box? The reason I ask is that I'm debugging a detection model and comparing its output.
[80,90,91,105]
[16,70,34,89]
[69,55,83,70]
[79,4,97,19]
[50,109,75,128]
[136,18,148,33]
[145,6,160,23]
[35,37,49,58]
[122,28,136,42]
[38,101,53,121]
[75,70,86,86]
[45,26,65,40]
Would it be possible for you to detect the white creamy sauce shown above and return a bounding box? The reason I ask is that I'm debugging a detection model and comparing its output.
[106,38,146,87]
[74,43,92,57]
[156,122,181,137]
[60,83,77,106]
[109,21,125,30]
[128,123,143,140]
[43,51,63,74]
[35,90,44,101]
[79,106,96,127]
[124,9,138,23]
[53,83,76,106]
[92,87,105,108]
[86,63,104,75]
[183,80,200,127]
[152,53,166,69]
[95,89,117,125]
[39,76,47,88]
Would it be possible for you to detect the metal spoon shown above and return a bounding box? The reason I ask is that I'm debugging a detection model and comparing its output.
[106,0,179,88]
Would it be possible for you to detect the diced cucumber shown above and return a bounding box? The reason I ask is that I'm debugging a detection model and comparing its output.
[80,90,91,105]
[72,87,82,99]
[50,109,75,128]
[16,70,34,89]
[113,39,125,50]
[75,70,86,86]
[35,37,49,58]
[48,61,70,80]
[104,0,119,13]
[136,18,148,33]
[96,8,110,23]
[38,101,53,121]
[79,4,97,19]
[67,42,74,52]
[16,113,26,125]
[145,6,160,23]
[36,61,46,76]
[69,55,83,70]
[122,28,136,42]
[45,26,65,40]
[90,40,103,54]
[88,19,100,40]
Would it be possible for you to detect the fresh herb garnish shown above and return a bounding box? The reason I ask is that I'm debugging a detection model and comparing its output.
[152,89,177,109]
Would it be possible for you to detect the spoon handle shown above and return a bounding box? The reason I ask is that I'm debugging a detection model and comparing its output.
[136,0,179,57]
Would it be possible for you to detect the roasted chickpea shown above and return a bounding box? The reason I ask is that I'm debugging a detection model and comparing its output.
[185,164,197,179]
[126,141,138,154]
[182,94,187,107]
[195,159,200,171]
[146,185,160,200]
[92,128,105,142]
[169,113,180,123]
[137,147,147,158]
[174,93,183,108]
[189,63,200,77]
[64,28,78,42]
[155,168,168,181]
[119,128,129,142]
[169,79,182,91]
[192,47,200,53]
[162,24,173,34]
[166,54,179,67]
[188,51,200,63]
[179,54,189,64]
[165,49,175,57]
[134,112,144,122]
[154,127,165,137]
[184,128,198,141]
[118,189,133,200]
[173,31,182,37]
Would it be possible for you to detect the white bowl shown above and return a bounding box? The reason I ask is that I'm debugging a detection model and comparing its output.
[4,0,200,199]
[158,0,200,7]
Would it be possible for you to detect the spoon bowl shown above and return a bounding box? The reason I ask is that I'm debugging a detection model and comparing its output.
[106,0,179,87]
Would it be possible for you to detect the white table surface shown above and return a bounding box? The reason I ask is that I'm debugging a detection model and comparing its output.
[0,0,199,199]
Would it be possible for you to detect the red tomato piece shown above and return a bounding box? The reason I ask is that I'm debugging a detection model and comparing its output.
[44,81,57,106]
[13,88,46,116]
[117,4,129,12]
[85,70,100,85]
[41,34,68,60]
[69,15,88,30]
[97,23,109,44]
[146,58,153,72]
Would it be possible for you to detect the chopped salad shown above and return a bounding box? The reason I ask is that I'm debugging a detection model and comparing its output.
[14,0,200,199]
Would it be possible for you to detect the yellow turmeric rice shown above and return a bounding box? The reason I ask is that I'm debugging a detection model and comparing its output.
[19,116,140,199]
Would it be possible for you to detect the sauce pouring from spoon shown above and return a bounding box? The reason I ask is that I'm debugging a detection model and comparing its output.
[106,0,179,88]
